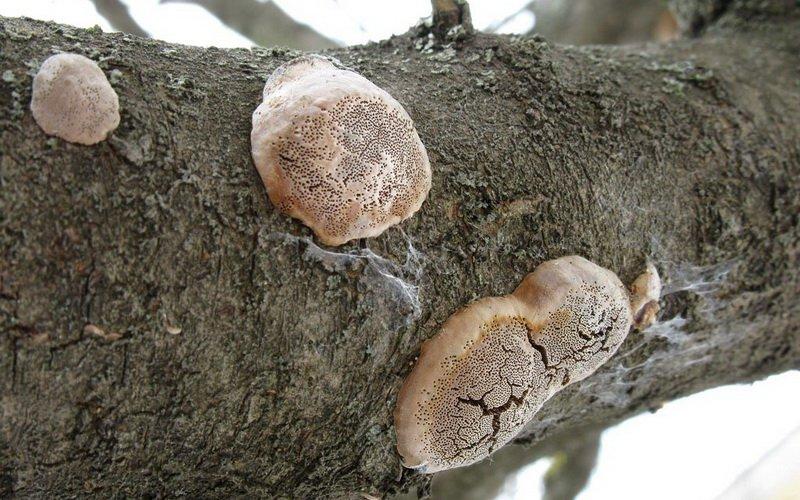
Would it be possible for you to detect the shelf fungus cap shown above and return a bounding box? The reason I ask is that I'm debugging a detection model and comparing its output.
[511,256,634,384]
[394,296,544,473]
[394,256,635,473]
[250,55,431,246]
[30,53,120,145]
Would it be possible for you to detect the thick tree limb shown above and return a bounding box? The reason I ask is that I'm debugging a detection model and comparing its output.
[0,3,798,497]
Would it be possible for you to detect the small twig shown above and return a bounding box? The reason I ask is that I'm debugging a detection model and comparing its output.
[430,0,473,39]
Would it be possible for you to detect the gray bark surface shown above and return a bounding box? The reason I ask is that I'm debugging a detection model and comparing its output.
[0,1,798,497]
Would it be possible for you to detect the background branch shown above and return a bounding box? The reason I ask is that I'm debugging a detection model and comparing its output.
[543,429,602,500]
[414,425,604,500]
[91,0,149,38]
[526,0,678,44]
[161,0,339,49]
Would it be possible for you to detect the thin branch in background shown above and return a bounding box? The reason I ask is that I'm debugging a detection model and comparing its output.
[543,429,602,500]
[429,443,546,500]
[160,0,339,50]
[428,425,608,500]
[91,0,149,37]
[717,426,800,499]
[487,1,535,34]
[430,0,473,39]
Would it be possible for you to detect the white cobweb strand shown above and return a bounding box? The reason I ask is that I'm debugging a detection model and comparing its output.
[577,259,738,409]
[265,231,424,329]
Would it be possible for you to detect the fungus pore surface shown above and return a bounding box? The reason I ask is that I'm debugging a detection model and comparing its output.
[394,256,659,473]
[250,55,431,246]
[30,53,120,145]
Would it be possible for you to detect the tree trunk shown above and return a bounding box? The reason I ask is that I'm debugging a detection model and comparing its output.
[1,1,798,497]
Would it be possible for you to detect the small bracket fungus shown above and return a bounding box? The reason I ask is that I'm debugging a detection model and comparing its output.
[629,262,662,330]
[30,53,120,145]
[250,55,431,246]
[394,256,661,473]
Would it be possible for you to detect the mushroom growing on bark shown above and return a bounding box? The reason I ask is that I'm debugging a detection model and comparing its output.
[629,262,662,330]
[394,256,661,473]
[250,55,431,246]
[30,53,120,145]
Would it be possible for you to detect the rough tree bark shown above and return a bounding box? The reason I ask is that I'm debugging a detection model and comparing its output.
[0,0,798,498]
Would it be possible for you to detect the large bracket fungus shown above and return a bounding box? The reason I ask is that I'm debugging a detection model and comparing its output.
[394,256,661,473]
[30,53,120,145]
[250,55,432,246]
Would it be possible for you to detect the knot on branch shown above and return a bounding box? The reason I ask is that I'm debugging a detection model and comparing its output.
[431,0,474,40]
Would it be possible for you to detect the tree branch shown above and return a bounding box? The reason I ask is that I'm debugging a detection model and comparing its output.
[0,6,799,497]
[161,0,339,49]
[431,0,473,39]
[543,429,601,500]
[91,0,149,38]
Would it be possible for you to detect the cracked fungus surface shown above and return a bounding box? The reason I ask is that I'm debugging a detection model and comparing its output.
[420,316,550,467]
[251,56,431,246]
[535,282,630,384]
[395,256,634,472]
[30,53,120,145]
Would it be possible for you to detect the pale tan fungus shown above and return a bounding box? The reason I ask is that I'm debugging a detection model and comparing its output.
[250,55,431,246]
[630,262,662,330]
[30,53,120,145]
[394,256,659,473]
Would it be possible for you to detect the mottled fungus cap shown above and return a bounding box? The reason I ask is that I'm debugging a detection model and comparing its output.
[394,296,549,473]
[250,55,431,246]
[394,256,642,473]
[30,53,120,145]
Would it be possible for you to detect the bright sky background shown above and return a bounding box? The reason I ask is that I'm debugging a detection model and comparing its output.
[1,2,797,499]
[499,371,800,500]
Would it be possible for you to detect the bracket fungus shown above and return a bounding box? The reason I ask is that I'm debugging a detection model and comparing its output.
[630,262,662,330]
[394,256,662,473]
[30,53,120,145]
[250,55,431,246]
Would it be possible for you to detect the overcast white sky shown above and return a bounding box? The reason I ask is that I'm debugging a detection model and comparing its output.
[493,372,800,500]
[1,2,798,499]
